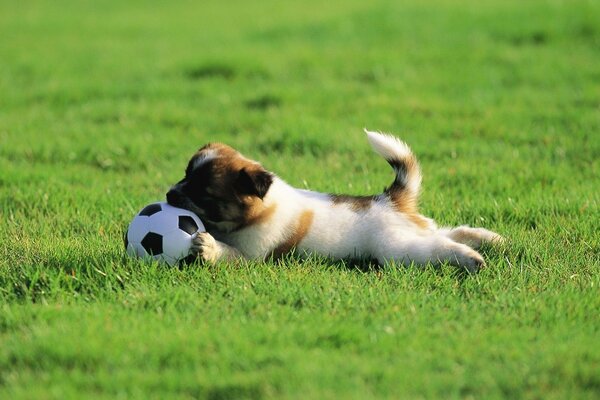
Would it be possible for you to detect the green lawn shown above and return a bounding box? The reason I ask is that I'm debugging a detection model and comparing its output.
[1,0,599,398]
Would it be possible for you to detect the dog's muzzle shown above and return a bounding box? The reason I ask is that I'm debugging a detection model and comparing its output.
[166,188,185,208]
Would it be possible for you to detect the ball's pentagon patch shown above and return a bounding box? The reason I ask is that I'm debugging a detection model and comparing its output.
[149,210,179,233]
[162,229,192,260]
[139,203,162,217]
[141,232,163,255]
[178,215,199,235]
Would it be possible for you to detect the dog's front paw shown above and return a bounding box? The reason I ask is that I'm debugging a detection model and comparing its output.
[191,232,220,263]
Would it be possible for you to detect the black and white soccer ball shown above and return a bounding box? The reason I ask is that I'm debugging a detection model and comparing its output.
[124,202,205,265]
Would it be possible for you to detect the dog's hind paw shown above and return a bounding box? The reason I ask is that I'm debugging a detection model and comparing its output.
[446,245,486,273]
[460,250,486,273]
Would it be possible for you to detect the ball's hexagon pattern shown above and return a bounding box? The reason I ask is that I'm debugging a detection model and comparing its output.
[125,243,135,258]
[141,232,163,255]
[162,229,194,260]
[127,215,150,243]
[149,210,179,234]
[127,242,147,258]
[162,202,204,228]
[157,253,177,266]
[139,203,162,216]
[178,215,199,235]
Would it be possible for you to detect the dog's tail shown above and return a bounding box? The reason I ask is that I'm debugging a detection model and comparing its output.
[365,129,422,210]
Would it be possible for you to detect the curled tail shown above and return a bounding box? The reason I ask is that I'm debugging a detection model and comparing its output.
[365,129,422,211]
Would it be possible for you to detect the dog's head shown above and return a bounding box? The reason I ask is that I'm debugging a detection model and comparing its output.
[166,143,274,232]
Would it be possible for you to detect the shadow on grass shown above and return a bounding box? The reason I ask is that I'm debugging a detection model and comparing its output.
[184,63,236,81]
[244,94,281,110]
[261,250,499,281]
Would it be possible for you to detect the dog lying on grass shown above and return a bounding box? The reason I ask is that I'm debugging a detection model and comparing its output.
[167,130,504,272]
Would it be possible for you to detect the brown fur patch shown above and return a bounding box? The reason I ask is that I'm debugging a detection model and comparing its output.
[407,213,431,229]
[271,210,314,259]
[243,203,278,228]
[447,228,473,244]
[192,143,275,230]
[389,191,429,229]
[330,194,374,211]
[381,150,427,228]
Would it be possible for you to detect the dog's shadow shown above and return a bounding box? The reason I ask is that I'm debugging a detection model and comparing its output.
[274,245,505,282]
[269,252,476,281]
[179,243,507,283]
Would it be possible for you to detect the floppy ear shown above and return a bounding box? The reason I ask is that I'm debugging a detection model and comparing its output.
[235,168,273,199]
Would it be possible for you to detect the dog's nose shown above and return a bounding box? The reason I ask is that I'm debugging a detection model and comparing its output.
[166,188,182,206]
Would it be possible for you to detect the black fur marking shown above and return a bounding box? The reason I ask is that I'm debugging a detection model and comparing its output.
[193,198,223,222]
[235,168,273,199]
[185,158,196,177]
[187,161,214,190]
[330,194,375,211]
[387,160,408,188]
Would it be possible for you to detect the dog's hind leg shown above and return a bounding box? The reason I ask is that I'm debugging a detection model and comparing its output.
[374,234,485,272]
[438,226,504,250]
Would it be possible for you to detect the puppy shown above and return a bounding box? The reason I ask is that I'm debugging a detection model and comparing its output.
[167,130,504,272]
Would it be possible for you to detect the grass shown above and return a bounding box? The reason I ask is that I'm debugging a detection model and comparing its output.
[1,0,599,398]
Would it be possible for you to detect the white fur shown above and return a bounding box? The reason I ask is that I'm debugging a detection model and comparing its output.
[195,131,504,271]
[192,148,219,170]
[364,129,413,164]
[364,129,421,196]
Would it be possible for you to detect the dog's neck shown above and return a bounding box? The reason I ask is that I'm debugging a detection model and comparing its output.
[214,177,312,256]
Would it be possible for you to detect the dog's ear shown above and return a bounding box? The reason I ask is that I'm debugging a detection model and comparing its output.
[235,167,273,199]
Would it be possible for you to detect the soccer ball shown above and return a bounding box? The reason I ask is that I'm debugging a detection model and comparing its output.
[124,202,205,265]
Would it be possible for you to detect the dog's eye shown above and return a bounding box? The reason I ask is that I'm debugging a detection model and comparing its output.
[189,163,213,184]
[194,197,223,221]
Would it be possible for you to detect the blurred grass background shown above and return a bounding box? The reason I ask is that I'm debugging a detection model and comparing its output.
[0,0,599,398]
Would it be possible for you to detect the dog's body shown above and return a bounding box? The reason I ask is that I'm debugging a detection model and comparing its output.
[167,131,503,272]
